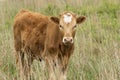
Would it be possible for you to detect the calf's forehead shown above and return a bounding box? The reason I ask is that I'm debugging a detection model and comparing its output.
[60,12,76,25]
[63,13,72,23]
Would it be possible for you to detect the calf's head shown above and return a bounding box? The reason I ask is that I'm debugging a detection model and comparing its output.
[50,12,86,45]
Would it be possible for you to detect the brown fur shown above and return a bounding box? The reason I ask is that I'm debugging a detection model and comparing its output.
[13,10,86,80]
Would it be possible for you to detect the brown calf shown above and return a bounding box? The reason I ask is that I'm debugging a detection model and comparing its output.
[13,10,86,80]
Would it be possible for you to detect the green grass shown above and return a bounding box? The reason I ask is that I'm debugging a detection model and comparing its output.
[0,0,120,80]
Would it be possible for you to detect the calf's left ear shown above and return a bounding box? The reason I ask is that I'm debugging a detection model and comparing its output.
[50,17,60,24]
[76,16,86,24]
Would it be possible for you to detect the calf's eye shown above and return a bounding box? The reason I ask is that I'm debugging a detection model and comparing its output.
[59,25,64,29]
[73,25,76,29]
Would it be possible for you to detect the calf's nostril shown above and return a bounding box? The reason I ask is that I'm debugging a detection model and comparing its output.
[64,38,68,42]
[70,38,73,42]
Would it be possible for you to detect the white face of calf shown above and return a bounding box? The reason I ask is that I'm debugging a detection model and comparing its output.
[50,12,86,45]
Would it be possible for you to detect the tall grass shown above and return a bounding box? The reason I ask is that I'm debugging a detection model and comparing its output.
[0,0,120,80]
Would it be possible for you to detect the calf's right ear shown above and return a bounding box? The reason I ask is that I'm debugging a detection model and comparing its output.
[50,17,60,24]
[76,16,86,24]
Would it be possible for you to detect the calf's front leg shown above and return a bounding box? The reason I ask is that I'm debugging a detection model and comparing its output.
[46,57,56,80]
[58,55,69,80]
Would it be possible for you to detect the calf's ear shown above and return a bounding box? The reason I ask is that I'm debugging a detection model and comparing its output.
[76,16,86,24]
[50,17,60,24]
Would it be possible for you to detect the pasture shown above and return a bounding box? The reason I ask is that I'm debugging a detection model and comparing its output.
[0,0,120,80]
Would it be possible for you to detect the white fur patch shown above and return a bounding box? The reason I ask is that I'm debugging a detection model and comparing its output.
[63,13,72,23]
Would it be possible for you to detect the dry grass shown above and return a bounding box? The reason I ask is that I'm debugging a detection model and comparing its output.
[0,0,120,80]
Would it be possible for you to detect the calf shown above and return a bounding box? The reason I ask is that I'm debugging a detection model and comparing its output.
[13,10,86,80]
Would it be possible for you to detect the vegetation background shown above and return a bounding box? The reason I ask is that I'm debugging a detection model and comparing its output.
[0,0,120,80]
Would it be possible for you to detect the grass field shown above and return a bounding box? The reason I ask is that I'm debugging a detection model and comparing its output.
[0,0,120,80]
